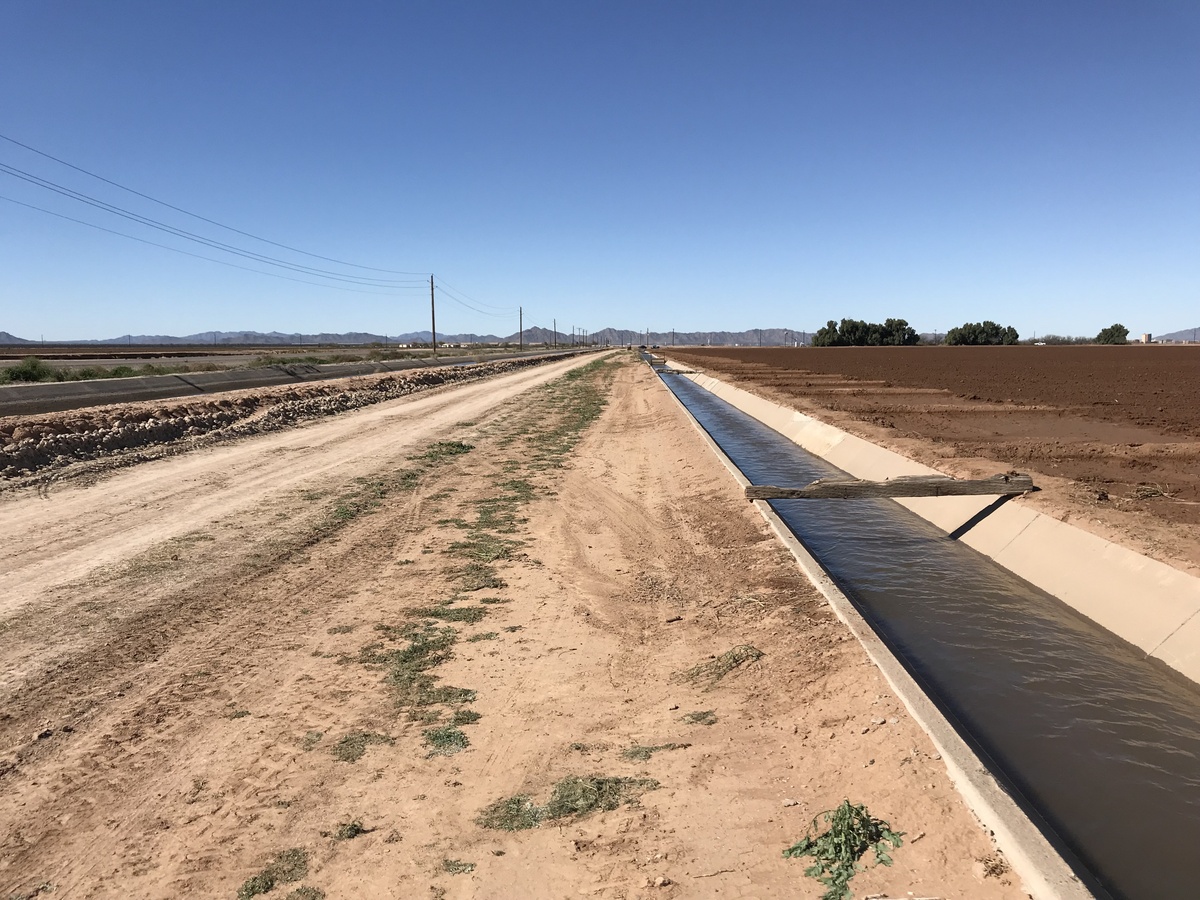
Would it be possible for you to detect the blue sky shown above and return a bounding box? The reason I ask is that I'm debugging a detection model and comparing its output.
[1,1,1197,340]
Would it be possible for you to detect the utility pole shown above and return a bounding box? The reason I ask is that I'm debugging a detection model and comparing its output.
[519,307,523,352]
[429,275,437,358]
[553,318,556,349]
[671,328,675,346]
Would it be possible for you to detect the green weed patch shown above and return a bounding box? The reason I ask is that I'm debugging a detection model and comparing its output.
[621,743,690,761]
[237,848,308,899]
[476,774,658,831]
[332,731,393,763]
[455,562,506,591]
[423,725,470,756]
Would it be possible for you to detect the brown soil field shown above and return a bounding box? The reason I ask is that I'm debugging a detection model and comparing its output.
[0,353,1021,899]
[671,346,1200,574]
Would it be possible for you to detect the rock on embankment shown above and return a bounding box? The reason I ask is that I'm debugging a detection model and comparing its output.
[0,356,553,480]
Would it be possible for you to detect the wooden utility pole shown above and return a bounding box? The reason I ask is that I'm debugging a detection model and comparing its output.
[519,307,523,352]
[553,318,556,349]
[429,275,437,358]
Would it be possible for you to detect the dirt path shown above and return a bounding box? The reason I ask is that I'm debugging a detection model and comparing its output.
[1,353,1022,899]
[0,355,589,620]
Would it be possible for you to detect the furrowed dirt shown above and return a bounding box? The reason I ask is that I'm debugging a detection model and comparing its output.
[673,345,1200,574]
[1,352,1022,899]
[0,354,567,481]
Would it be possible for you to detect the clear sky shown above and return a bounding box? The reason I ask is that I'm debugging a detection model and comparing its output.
[1,0,1197,340]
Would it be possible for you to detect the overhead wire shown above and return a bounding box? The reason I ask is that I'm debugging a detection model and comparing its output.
[0,134,532,329]
[433,280,520,319]
[432,274,519,312]
[0,162,426,287]
[0,194,423,296]
[0,131,427,275]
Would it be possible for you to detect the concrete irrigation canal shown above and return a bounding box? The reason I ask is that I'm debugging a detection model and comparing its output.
[655,365,1200,900]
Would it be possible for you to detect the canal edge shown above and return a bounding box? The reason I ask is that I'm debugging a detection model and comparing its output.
[652,363,1093,900]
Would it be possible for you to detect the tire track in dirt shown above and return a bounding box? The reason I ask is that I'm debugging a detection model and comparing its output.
[0,354,593,619]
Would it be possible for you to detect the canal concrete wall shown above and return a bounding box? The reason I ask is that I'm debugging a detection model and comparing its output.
[669,365,1200,687]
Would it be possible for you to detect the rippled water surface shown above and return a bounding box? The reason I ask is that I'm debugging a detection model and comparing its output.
[661,372,1200,900]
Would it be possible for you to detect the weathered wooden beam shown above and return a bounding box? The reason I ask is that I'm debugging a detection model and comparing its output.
[745,473,1034,500]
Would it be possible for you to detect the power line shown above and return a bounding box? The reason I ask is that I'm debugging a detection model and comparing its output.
[432,280,520,319]
[431,274,518,312]
[0,131,426,275]
[0,161,425,287]
[0,194,424,296]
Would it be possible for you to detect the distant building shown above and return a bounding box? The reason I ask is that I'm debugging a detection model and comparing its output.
[1140,333,1153,344]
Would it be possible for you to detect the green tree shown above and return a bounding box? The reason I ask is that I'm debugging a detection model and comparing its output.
[945,320,1020,345]
[810,318,919,347]
[1095,323,1129,345]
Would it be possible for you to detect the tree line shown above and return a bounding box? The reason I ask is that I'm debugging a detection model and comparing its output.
[809,318,1130,346]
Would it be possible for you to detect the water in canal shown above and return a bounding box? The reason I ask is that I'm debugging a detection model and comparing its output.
[660,370,1200,900]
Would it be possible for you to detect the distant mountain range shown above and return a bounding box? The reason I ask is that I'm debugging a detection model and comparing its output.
[6,325,1194,346]
[0,327,811,346]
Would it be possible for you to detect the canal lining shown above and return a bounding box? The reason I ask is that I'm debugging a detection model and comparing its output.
[653,359,1200,900]
[655,365,1089,900]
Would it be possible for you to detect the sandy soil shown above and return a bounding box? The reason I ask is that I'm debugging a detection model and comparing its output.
[671,346,1200,575]
[1,353,1022,899]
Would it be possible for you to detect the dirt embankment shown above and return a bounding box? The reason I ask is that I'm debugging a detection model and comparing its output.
[0,353,1020,899]
[673,346,1200,573]
[0,355,564,482]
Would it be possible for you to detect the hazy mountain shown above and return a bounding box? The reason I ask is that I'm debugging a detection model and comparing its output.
[581,327,808,346]
[1156,327,1200,343]
[2,327,809,346]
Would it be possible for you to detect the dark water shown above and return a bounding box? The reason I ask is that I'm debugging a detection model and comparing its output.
[660,371,1200,900]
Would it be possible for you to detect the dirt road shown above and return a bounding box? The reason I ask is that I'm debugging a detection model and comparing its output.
[1,353,1021,899]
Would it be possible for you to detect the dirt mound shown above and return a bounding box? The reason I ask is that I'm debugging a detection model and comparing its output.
[0,356,553,481]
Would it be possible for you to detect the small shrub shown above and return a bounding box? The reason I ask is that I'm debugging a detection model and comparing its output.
[442,858,476,875]
[2,357,57,383]
[783,800,904,900]
[467,631,498,642]
[683,710,718,725]
[334,819,369,840]
[678,645,763,689]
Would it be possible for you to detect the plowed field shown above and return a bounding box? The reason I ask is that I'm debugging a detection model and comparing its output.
[671,346,1200,572]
